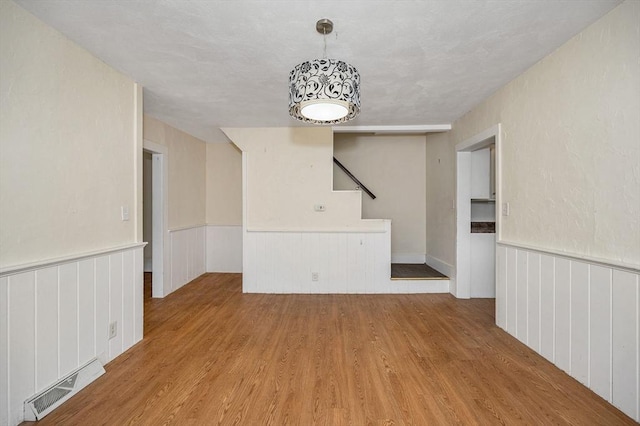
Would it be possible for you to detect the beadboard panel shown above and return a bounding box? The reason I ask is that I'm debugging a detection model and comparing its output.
[0,277,7,426]
[590,265,612,400]
[497,242,639,422]
[539,253,555,362]
[0,245,144,426]
[108,254,123,361]
[611,269,639,420]
[206,225,242,273]
[78,259,96,368]
[495,245,507,330]
[243,222,449,294]
[571,261,590,387]
[134,249,144,343]
[526,252,541,353]
[505,248,517,336]
[554,257,571,374]
[169,226,206,293]
[8,272,34,426]
[516,251,528,342]
[35,267,58,390]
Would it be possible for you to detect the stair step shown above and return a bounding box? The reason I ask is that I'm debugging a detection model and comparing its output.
[391,263,448,280]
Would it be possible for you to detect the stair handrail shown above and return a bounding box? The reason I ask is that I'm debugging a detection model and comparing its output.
[333,157,376,200]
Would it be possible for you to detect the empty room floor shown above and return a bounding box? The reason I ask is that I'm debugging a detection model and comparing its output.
[24,273,633,425]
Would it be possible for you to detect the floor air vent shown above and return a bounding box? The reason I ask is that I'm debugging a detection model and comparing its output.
[24,358,105,421]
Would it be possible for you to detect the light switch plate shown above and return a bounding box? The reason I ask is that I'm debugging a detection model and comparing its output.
[502,202,510,216]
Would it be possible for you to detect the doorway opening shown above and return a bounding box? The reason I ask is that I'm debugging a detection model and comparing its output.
[455,124,501,302]
[143,140,168,298]
[143,150,153,299]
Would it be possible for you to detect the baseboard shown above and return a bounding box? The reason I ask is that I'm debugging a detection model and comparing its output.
[391,253,426,264]
[425,255,453,278]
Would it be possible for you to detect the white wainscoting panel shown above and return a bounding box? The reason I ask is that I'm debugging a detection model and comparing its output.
[497,242,640,422]
[0,276,8,426]
[169,226,206,293]
[0,244,144,426]
[539,253,555,362]
[206,225,242,273]
[243,221,449,294]
[590,265,611,399]
[526,252,540,353]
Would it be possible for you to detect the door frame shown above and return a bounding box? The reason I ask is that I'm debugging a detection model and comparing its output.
[143,140,169,298]
[454,124,502,299]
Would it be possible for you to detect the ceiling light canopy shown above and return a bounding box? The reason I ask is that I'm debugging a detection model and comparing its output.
[289,19,360,125]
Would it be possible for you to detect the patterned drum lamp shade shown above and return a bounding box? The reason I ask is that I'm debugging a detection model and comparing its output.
[289,58,360,124]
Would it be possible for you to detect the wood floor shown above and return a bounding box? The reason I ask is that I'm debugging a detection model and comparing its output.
[24,273,633,425]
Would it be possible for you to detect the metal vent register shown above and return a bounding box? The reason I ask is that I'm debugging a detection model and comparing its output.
[24,358,105,421]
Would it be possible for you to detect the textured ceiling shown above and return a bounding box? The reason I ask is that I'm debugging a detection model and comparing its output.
[16,0,621,142]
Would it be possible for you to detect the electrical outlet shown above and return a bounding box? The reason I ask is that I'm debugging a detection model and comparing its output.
[311,272,319,281]
[109,321,117,339]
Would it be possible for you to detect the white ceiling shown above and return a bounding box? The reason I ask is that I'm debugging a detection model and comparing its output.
[16,0,621,143]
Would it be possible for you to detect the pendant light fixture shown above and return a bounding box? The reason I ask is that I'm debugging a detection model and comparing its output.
[289,19,361,124]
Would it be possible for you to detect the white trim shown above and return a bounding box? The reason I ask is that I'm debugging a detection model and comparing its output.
[455,150,472,298]
[425,255,454,278]
[455,124,500,151]
[0,243,146,277]
[133,83,144,243]
[168,224,208,233]
[455,123,502,299]
[143,139,169,298]
[242,151,249,285]
[332,124,451,134]
[497,241,639,273]
[246,226,388,233]
[391,253,427,264]
[142,140,167,155]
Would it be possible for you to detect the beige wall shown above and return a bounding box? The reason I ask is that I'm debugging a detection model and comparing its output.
[333,134,426,257]
[143,115,206,229]
[206,143,242,225]
[424,132,456,266]
[224,127,385,231]
[430,0,639,267]
[0,1,139,268]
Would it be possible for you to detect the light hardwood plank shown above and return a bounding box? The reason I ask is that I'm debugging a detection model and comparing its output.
[26,273,635,425]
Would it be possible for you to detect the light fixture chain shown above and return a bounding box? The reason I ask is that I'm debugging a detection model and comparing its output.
[323,28,327,59]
